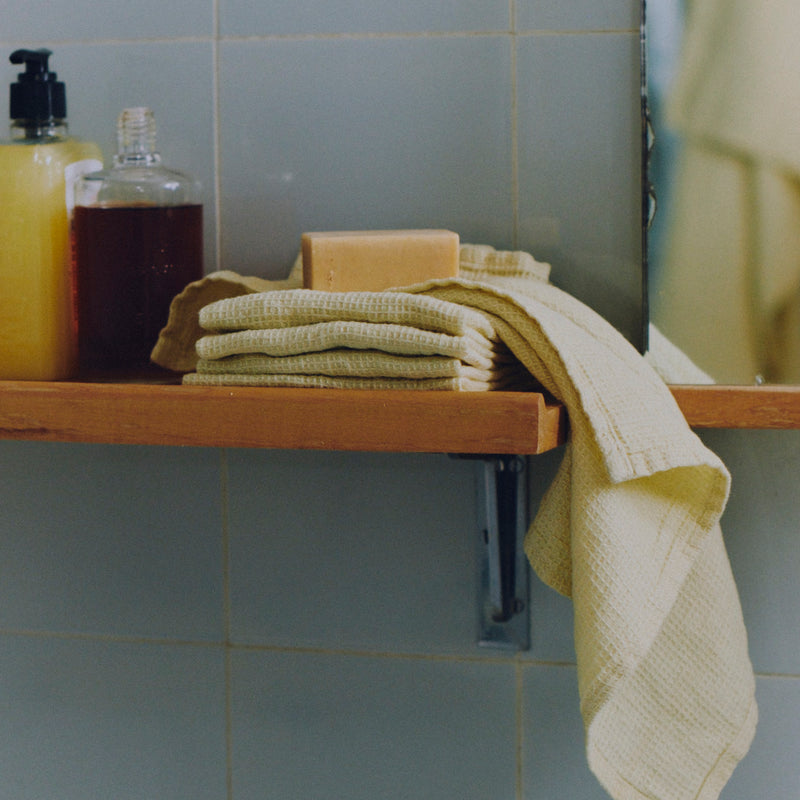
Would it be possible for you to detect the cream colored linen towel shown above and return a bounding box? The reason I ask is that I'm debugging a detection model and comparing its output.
[185,270,533,390]
[151,259,304,372]
[185,312,524,390]
[183,372,508,391]
[184,348,535,391]
[196,318,502,363]
[398,265,756,800]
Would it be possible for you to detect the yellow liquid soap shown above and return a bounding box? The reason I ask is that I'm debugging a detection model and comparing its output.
[0,138,102,379]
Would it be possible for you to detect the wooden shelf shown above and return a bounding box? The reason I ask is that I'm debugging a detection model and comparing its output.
[669,385,800,429]
[1,381,798,455]
[0,380,566,454]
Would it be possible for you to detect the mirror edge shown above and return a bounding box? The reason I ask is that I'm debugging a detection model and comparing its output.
[642,0,800,426]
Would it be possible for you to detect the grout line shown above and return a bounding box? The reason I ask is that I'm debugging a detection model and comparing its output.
[515,658,525,800]
[0,28,636,50]
[227,641,524,665]
[211,0,223,273]
[220,452,232,643]
[225,646,234,800]
[752,671,800,681]
[0,628,224,648]
[0,623,587,671]
[218,446,234,800]
[509,0,520,249]
[4,621,796,682]
[216,29,638,41]
[218,30,513,43]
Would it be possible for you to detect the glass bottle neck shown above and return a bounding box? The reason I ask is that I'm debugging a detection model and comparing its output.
[115,107,160,168]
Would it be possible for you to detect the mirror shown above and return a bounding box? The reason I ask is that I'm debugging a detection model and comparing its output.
[644,0,800,385]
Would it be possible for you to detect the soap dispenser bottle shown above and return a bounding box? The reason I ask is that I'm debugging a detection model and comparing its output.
[0,48,103,380]
[72,106,203,375]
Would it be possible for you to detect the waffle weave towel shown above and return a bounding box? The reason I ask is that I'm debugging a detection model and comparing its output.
[402,268,757,800]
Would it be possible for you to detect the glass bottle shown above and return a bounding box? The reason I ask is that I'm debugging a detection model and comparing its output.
[72,106,203,375]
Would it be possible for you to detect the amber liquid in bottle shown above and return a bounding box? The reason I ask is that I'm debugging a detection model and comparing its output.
[73,203,202,372]
[72,107,204,376]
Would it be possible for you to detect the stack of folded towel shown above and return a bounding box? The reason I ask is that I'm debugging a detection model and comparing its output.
[178,244,549,390]
[183,289,536,390]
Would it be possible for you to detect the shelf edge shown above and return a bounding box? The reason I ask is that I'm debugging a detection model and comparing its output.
[0,382,566,454]
[670,385,800,429]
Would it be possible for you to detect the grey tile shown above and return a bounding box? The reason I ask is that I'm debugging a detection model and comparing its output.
[516,0,639,31]
[220,0,509,36]
[0,442,224,641]
[218,36,514,278]
[0,0,213,41]
[516,32,644,346]
[522,664,610,798]
[0,0,214,41]
[721,676,800,798]
[226,450,482,655]
[698,429,800,676]
[0,635,226,800]
[231,648,517,800]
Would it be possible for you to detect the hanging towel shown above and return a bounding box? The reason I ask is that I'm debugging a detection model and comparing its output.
[400,260,757,800]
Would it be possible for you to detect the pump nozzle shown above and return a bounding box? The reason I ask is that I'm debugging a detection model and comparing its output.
[10,48,55,78]
[8,48,66,130]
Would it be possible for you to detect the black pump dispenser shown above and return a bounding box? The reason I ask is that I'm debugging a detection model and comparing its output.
[9,49,66,127]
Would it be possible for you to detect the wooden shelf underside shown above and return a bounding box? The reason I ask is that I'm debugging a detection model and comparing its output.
[1,381,798,454]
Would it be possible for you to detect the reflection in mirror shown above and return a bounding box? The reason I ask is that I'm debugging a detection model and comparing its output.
[646,0,800,385]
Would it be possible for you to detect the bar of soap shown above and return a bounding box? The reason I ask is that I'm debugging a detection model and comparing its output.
[302,229,459,292]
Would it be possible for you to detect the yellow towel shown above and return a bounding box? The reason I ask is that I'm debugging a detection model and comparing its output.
[182,372,509,391]
[197,286,500,335]
[402,264,756,800]
[151,260,304,372]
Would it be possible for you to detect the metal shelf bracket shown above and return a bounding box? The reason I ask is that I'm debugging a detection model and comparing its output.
[454,454,531,651]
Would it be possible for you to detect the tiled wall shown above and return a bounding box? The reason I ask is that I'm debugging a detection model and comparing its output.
[1,0,643,343]
[1,1,798,798]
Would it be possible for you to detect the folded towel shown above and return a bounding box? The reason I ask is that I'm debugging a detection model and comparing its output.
[151,244,550,375]
[151,259,304,372]
[194,349,503,379]
[183,372,511,391]
[197,286,499,335]
[195,319,504,365]
[184,346,536,391]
